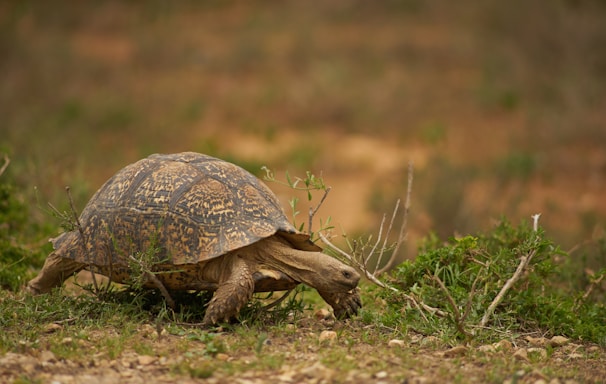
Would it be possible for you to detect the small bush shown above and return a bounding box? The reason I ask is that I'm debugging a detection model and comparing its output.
[377,219,606,344]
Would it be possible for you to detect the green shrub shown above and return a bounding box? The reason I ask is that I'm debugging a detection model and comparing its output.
[378,219,606,344]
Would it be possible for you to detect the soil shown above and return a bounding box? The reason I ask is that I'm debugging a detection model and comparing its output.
[1,315,605,384]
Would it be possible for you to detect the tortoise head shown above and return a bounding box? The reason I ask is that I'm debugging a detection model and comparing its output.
[257,237,360,293]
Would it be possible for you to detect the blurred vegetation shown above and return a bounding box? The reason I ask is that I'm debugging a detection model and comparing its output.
[0,154,49,291]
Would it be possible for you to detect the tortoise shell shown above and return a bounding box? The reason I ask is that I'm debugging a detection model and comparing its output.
[53,152,319,267]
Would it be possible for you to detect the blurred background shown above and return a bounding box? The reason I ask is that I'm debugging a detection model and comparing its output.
[1,0,605,263]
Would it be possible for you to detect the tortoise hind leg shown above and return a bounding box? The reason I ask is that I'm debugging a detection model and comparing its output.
[318,288,362,319]
[26,252,86,294]
[202,255,255,327]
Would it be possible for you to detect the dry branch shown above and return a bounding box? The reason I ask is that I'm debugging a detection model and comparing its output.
[66,186,100,293]
[128,255,176,310]
[376,161,414,275]
[319,232,448,318]
[308,187,331,235]
[479,213,542,327]
[0,154,9,177]
[575,272,605,311]
[318,232,398,292]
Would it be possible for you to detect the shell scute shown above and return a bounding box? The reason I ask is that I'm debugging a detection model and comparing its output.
[57,152,313,267]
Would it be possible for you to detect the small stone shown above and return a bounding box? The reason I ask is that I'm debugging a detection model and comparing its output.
[314,309,333,321]
[549,336,569,347]
[39,350,56,363]
[477,344,496,353]
[513,348,529,362]
[137,355,156,366]
[216,353,229,361]
[494,340,513,352]
[299,361,333,380]
[568,353,584,360]
[61,337,73,345]
[443,346,468,358]
[374,371,388,379]
[388,339,406,348]
[525,336,548,347]
[319,330,337,344]
[44,323,63,334]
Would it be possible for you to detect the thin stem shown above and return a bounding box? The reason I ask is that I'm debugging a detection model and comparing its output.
[308,187,331,235]
[376,161,414,275]
[0,154,10,177]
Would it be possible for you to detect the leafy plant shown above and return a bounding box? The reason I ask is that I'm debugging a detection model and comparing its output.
[262,166,334,238]
[376,218,606,344]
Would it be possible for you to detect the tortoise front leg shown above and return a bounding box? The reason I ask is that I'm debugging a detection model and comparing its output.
[202,255,255,326]
[318,288,362,319]
[26,252,86,294]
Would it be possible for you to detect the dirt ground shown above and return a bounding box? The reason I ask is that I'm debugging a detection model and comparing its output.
[1,312,605,384]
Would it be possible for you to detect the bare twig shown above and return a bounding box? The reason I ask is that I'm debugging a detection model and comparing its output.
[432,274,472,338]
[376,161,414,275]
[319,232,397,291]
[373,199,400,270]
[574,272,605,311]
[532,213,541,232]
[480,249,537,328]
[367,212,388,266]
[308,187,331,235]
[66,186,100,293]
[260,289,293,311]
[319,232,448,318]
[480,213,541,327]
[128,255,176,310]
[0,154,10,177]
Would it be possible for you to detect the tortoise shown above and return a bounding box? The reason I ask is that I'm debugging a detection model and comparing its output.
[27,152,361,326]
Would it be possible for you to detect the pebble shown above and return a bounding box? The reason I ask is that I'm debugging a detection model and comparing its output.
[319,330,337,344]
[443,346,468,358]
[549,336,569,347]
[494,340,513,352]
[314,309,333,321]
[388,339,406,348]
[513,348,529,362]
[137,355,156,366]
[477,344,496,353]
[216,353,230,361]
[44,323,63,334]
[374,370,388,379]
[526,336,548,347]
[40,350,56,363]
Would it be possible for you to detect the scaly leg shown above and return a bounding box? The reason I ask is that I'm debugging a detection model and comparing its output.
[26,252,86,294]
[202,255,255,326]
